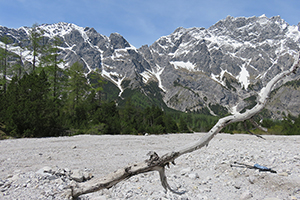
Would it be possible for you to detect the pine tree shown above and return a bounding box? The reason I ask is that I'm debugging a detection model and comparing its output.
[179,116,190,133]
[3,70,58,137]
[0,35,12,93]
[29,24,44,71]
[89,69,105,106]
[92,101,120,134]
[163,114,178,133]
[65,62,90,128]
[10,42,25,80]
[41,36,64,101]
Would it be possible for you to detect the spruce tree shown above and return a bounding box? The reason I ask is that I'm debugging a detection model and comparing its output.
[29,23,44,71]
[3,70,57,137]
[0,35,12,93]
[89,69,105,106]
[65,62,90,128]
[41,36,64,100]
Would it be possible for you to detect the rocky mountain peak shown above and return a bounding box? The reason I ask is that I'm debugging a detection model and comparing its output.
[1,16,299,118]
[109,33,131,49]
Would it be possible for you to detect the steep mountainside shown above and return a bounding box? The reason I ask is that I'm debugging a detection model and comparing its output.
[0,15,300,118]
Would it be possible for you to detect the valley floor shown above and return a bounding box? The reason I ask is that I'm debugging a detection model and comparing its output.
[0,133,299,199]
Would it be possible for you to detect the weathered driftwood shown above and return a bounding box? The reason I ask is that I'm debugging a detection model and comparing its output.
[66,53,299,199]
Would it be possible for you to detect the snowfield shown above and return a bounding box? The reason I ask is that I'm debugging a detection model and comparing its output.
[0,133,299,199]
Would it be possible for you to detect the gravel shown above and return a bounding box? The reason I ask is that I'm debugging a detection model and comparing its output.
[0,133,299,200]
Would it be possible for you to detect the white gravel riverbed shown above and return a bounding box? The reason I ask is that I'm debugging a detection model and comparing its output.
[0,133,299,200]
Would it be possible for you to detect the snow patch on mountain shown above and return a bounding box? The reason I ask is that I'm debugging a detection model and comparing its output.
[211,73,224,87]
[170,61,196,71]
[140,64,166,92]
[257,14,269,26]
[40,22,91,43]
[101,68,125,97]
[141,70,152,83]
[0,41,36,65]
[81,58,92,74]
[153,64,166,92]
[236,64,250,90]
[211,68,236,88]
[286,25,300,42]
[111,49,127,60]
[41,22,75,38]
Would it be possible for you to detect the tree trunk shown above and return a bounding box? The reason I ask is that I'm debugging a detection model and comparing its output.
[65,53,300,199]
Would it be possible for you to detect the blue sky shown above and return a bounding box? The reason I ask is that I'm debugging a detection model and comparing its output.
[0,0,299,48]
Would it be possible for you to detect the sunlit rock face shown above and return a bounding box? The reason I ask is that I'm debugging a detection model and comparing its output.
[1,15,299,118]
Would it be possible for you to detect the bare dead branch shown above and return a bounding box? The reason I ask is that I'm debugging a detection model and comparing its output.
[249,118,268,132]
[64,53,300,199]
[244,121,266,140]
[158,166,186,195]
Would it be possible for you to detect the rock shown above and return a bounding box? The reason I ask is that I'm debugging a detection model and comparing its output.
[240,190,253,200]
[36,166,52,175]
[263,198,281,200]
[36,168,53,179]
[47,175,58,181]
[196,194,208,200]
[91,196,107,200]
[64,168,71,174]
[233,181,242,189]
[0,180,4,187]
[188,173,199,179]
[70,169,93,182]
[8,174,19,182]
[70,169,84,182]
[294,156,300,161]
[248,175,256,184]
[180,167,192,176]
[83,171,93,181]
[278,172,289,176]
[42,166,52,173]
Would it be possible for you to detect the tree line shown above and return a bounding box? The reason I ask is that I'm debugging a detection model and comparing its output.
[0,24,299,138]
[0,58,196,138]
[0,25,194,138]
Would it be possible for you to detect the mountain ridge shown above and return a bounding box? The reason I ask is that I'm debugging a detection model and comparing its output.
[0,15,300,118]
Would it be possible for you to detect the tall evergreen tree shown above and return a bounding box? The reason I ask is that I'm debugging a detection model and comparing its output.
[92,101,120,134]
[89,69,105,106]
[120,98,142,134]
[67,62,89,108]
[0,35,12,93]
[10,42,25,80]
[65,62,90,128]
[179,116,190,133]
[163,114,179,133]
[3,70,58,137]
[29,24,44,71]
[41,36,64,101]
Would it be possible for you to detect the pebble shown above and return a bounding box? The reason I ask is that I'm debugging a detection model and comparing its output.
[233,181,242,189]
[196,194,208,200]
[240,190,253,200]
[248,175,256,184]
[188,173,199,179]
[180,167,192,175]
[70,169,84,182]
[278,172,289,176]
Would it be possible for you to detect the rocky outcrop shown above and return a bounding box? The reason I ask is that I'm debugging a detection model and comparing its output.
[1,15,300,118]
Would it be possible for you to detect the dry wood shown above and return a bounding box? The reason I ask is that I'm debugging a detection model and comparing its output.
[65,53,300,199]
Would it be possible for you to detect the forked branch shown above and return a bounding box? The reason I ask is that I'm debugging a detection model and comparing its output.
[65,53,300,199]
